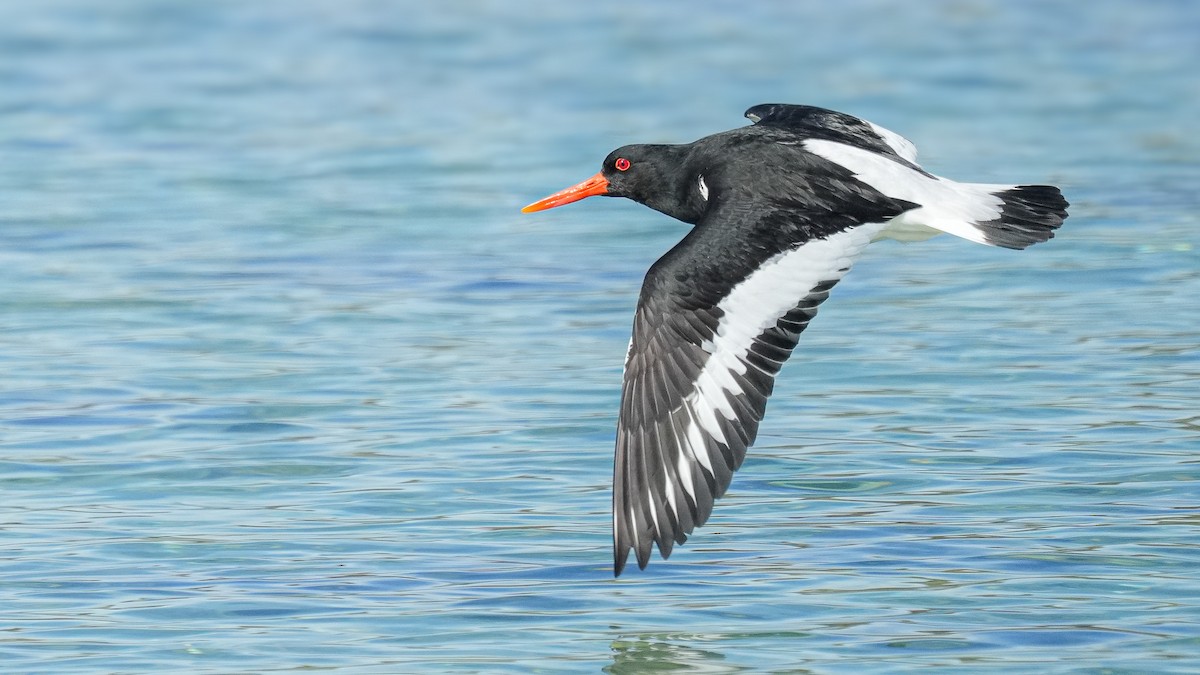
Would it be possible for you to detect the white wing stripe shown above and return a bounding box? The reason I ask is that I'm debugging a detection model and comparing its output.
[690,227,881,397]
[803,139,1011,246]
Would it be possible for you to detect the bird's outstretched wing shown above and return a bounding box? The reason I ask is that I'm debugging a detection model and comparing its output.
[612,199,900,575]
[745,103,921,167]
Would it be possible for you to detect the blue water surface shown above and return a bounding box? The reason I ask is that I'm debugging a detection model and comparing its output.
[2,1,1198,672]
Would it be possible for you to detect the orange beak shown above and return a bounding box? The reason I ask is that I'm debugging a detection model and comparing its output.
[521,172,610,213]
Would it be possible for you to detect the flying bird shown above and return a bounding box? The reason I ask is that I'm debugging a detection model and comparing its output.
[522,104,1068,576]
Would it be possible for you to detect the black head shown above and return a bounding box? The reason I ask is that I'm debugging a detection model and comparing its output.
[523,143,700,222]
[598,144,673,202]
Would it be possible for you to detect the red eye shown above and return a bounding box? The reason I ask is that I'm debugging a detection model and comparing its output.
[614,157,631,171]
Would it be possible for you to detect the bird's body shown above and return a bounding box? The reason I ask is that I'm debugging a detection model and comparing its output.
[523,104,1068,576]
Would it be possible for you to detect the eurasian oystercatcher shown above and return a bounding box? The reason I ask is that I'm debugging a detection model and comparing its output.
[523,104,1068,576]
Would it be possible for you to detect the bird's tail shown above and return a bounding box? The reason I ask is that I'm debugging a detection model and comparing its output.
[878,182,1069,250]
[973,184,1069,249]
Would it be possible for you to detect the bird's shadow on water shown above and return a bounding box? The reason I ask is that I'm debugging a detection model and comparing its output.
[604,637,737,674]
[603,630,820,674]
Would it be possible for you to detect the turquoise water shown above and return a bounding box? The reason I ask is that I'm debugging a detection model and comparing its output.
[2,1,1198,672]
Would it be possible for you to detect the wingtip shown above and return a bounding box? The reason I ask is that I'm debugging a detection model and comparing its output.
[613,540,656,577]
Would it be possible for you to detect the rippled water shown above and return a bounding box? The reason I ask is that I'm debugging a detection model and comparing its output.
[2,1,1198,672]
